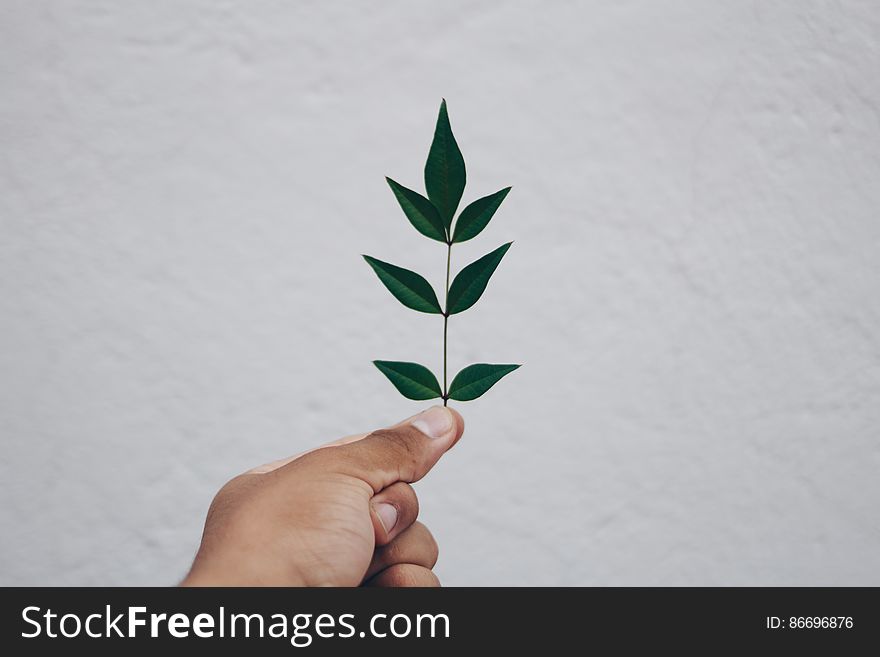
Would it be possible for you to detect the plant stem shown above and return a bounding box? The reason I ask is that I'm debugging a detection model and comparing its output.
[443,240,452,405]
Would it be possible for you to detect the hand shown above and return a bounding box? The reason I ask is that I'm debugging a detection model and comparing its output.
[181,406,465,587]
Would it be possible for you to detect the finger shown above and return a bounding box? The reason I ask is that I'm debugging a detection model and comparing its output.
[321,406,465,492]
[370,482,419,546]
[364,521,438,581]
[364,563,440,588]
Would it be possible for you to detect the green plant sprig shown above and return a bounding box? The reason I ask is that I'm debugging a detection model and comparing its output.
[363,99,520,405]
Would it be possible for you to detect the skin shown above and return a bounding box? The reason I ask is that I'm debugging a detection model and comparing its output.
[181,406,465,587]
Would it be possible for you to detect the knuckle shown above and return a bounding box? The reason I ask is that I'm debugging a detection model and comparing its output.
[212,474,246,506]
[418,524,439,566]
[400,570,421,587]
[396,482,420,519]
[398,566,439,587]
[220,473,249,493]
[382,539,404,565]
[409,487,420,519]
[206,482,239,524]
[371,427,418,455]
[392,565,423,587]
[325,445,370,476]
[425,570,441,587]
[369,428,422,473]
[207,474,264,524]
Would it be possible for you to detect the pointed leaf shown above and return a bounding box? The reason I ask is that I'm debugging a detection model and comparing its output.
[386,177,447,242]
[446,242,512,315]
[363,256,442,314]
[374,360,443,400]
[452,187,511,243]
[424,99,466,230]
[448,363,520,401]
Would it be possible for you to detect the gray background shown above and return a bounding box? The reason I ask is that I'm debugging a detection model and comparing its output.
[2,1,879,586]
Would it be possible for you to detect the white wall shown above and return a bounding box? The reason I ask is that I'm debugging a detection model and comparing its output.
[2,1,879,586]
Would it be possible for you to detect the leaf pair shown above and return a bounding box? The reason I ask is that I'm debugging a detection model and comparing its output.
[387,178,512,245]
[388,100,510,244]
[374,360,520,402]
[363,241,512,315]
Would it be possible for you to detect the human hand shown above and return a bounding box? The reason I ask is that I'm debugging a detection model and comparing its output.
[181,406,465,587]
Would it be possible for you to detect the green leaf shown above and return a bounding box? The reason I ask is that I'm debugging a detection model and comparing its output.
[452,187,511,243]
[363,256,442,314]
[386,177,447,242]
[373,360,443,400]
[446,242,512,315]
[448,363,520,401]
[424,99,466,231]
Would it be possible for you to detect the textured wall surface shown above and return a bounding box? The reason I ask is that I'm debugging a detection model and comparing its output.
[2,1,879,586]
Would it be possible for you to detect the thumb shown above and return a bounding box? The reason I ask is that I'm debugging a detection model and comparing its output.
[326,406,464,492]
